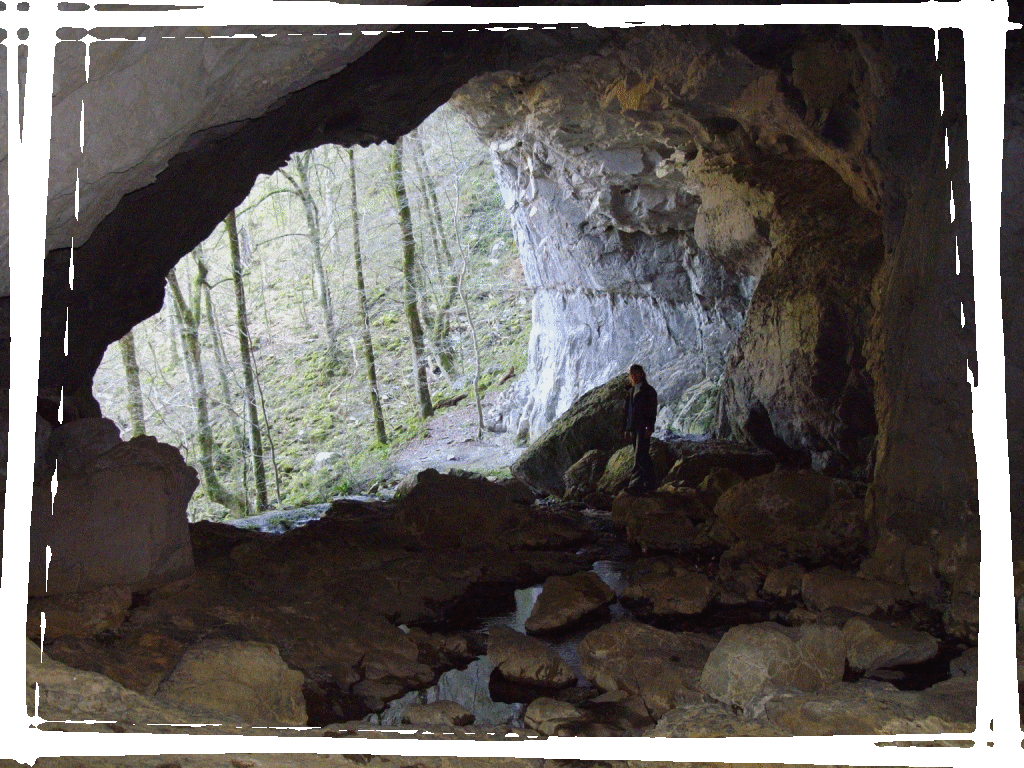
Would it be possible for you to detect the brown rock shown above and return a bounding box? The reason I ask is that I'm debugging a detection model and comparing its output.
[622,559,714,616]
[27,586,133,641]
[401,700,475,727]
[523,697,587,736]
[802,567,901,615]
[487,626,576,689]
[763,564,806,600]
[842,616,939,672]
[155,640,307,726]
[700,622,845,713]
[524,571,615,634]
[562,449,610,500]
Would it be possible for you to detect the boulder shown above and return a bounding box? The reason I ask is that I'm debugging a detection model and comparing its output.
[661,440,777,487]
[577,620,716,718]
[841,616,939,672]
[524,571,616,634]
[621,559,714,616]
[646,699,788,738]
[47,417,123,480]
[27,586,133,641]
[391,468,523,549]
[30,435,198,596]
[709,470,867,559]
[610,487,709,528]
[511,375,631,497]
[155,640,307,726]
[523,697,587,736]
[401,700,475,727]
[764,678,975,735]
[699,622,845,713]
[562,449,610,501]
[696,466,746,505]
[487,626,576,689]
[949,647,978,679]
[858,529,941,598]
[801,567,901,615]
[763,564,806,600]
[596,439,677,496]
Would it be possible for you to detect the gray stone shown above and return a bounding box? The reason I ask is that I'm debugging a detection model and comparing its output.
[487,626,576,689]
[699,622,846,713]
[841,616,939,672]
[155,640,307,726]
[525,571,616,634]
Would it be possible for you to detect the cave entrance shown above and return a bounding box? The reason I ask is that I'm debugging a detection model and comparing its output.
[91,104,530,521]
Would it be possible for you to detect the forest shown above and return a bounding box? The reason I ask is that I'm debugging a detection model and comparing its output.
[92,106,531,521]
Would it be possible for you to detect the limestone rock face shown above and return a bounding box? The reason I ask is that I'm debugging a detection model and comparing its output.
[841,617,939,672]
[30,435,198,596]
[155,640,307,726]
[524,571,616,634]
[511,375,630,497]
[699,622,846,713]
[487,626,576,689]
[577,620,717,718]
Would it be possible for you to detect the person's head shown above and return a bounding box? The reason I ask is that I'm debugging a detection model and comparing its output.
[628,364,646,385]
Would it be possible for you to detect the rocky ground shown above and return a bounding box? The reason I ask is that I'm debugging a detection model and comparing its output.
[28,433,989,741]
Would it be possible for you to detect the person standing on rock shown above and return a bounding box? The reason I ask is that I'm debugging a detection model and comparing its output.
[623,364,658,493]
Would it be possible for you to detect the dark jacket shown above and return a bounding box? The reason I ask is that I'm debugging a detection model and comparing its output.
[624,381,658,434]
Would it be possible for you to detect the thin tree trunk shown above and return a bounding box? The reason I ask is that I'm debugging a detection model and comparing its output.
[202,282,245,476]
[390,136,433,419]
[166,262,244,517]
[283,152,338,359]
[118,329,146,438]
[411,139,460,377]
[226,209,269,512]
[349,149,388,444]
[456,258,484,439]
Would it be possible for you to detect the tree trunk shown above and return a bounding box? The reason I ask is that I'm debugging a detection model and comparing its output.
[166,261,245,517]
[456,258,484,439]
[390,136,433,419]
[117,329,146,438]
[349,148,388,444]
[411,140,460,377]
[226,209,269,512]
[284,152,338,360]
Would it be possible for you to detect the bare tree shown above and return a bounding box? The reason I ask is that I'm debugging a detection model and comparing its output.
[117,330,146,437]
[390,136,433,419]
[226,209,269,512]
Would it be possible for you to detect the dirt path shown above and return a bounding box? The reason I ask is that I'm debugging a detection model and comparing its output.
[391,391,525,477]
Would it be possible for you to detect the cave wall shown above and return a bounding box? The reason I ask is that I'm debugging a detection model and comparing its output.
[29,24,979,552]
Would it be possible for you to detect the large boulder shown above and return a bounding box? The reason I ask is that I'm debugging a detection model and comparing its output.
[709,470,868,559]
[562,449,611,501]
[621,558,715,616]
[155,640,307,726]
[841,616,939,672]
[524,571,616,634]
[596,439,677,496]
[30,434,198,596]
[391,468,525,549]
[577,620,716,718]
[511,375,631,497]
[487,626,576,689]
[699,622,846,713]
[801,567,901,615]
[660,439,777,487]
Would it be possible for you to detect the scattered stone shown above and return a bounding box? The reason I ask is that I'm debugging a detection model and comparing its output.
[622,559,714,616]
[401,700,475,727]
[699,622,845,713]
[523,697,587,736]
[155,640,307,726]
[487,626,576,689]
[842,616,939,672]
[524,571,616,634]
[577,620,715,718]
[801,567,901,615]
[30,435,198,596]
[27,586,133,641]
